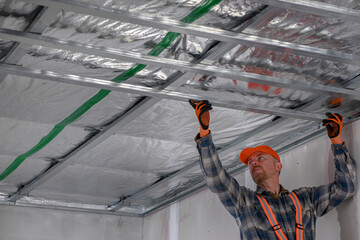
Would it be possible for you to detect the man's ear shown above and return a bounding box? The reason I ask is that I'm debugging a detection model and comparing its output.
[276,161,282,172]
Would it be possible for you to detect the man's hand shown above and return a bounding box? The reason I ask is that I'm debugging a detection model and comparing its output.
[189,100,212,137]
[322,112,343,144]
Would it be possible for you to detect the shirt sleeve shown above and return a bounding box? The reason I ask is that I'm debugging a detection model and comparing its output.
[308,142,357,217]
[196,132,244,218]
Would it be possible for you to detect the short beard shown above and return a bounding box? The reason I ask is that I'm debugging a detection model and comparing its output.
[253,172,267,184]
[251,168,267,184]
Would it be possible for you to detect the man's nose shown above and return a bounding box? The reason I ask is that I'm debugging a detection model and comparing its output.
[251,159,259,166]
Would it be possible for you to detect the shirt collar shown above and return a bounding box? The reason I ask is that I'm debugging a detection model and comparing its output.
[256,185,289,199]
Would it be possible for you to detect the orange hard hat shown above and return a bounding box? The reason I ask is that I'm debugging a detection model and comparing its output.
[240,145,280,165]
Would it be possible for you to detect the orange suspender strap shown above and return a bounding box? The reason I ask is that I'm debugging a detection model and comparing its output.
[289,192,304,240]
[256,195,288,240]
[257,193,304,240]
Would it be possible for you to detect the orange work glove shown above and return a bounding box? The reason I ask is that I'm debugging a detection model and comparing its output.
[189,100,212,137]
[322,112,343,144]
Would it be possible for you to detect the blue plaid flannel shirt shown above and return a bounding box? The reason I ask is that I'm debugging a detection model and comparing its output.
[196,133,356,240]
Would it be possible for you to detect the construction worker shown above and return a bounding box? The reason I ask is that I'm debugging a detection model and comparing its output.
[190,100,356,240]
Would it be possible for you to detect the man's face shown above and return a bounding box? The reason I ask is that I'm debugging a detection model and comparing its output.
[248,152,281,184]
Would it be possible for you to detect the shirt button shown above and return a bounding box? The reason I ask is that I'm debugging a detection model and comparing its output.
[287,228,291,232]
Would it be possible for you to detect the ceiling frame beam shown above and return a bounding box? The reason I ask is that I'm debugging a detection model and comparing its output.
[258,0,360,22]
[0,64,325,121]
[0,200,143,217]
[1,29,360,100]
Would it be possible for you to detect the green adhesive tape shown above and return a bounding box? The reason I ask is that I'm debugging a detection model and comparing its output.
[0,0,222,181]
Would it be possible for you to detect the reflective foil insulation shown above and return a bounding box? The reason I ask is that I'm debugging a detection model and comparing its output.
[0,0,359,216]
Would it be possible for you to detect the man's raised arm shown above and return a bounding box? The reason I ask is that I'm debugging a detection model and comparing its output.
[308,113,357,217]
[190,100,245,218]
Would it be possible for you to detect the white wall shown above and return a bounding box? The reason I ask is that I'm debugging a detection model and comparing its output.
[143,187,240,240]
[143,119,360,240]
[340,119,360,240]
[0,205,142,240]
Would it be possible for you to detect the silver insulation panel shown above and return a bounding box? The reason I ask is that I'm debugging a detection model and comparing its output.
[0,0,359,216]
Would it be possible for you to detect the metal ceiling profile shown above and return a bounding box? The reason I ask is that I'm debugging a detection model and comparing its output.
[0,0,359,217]
[1,30,360,100]
[0,64,327,121]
